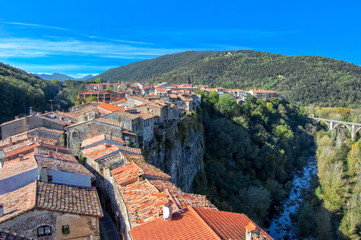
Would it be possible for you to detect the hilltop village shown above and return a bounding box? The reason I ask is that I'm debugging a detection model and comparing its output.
[0,81,281,240]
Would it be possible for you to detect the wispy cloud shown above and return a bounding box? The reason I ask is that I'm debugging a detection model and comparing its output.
[0,21,70,31]
[0,37,185,59]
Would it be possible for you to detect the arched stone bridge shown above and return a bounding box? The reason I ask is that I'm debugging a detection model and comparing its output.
[310,117,361,140]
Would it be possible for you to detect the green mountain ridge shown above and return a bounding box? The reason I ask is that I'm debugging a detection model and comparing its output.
[96,50,361,107]
[0,63,85,124]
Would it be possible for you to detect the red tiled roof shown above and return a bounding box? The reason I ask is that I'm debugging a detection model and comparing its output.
[111,158,170,186]
[36,181,103,217]
[97,103,123,112]
[0,181,103,224]
[0,182,37,224]
[5,142,40,160]
[129,207,221,240]
[0,153,37,180]
[86,144,120,161]
[81,134,124,148]
[111,162,142,186]
[119,179,169,227]
[34,155,94,178]
[130,206,273,240]
[193,207,273,240]
[149,180,216,210]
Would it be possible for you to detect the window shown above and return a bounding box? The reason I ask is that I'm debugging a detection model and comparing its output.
[47,175,52,182]
[37,225,51,237]
[62,225,70,235]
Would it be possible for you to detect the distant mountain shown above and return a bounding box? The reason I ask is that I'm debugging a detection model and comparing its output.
[37,73,95,81]
[96,50,361,107]
[76,74,95,81]
[36,73,74,81]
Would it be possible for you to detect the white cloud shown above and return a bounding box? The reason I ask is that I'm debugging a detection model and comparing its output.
[0,37,185,59]
[0,21,70,31]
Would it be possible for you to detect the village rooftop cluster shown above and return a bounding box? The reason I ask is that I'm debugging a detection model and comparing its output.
[0,81,278,240]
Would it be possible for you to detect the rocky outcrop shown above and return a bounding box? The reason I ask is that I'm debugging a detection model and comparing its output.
[144,116,205,192]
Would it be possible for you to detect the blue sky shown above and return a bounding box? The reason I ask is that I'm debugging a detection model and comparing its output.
[0,0,361,78]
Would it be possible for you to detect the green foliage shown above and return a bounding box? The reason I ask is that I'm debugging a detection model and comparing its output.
[97,50,361,107]
[299,128,361,239]
[193,93,317,227]
[0,63,87,124]
[86,96,97,102]
[208,91,219,104]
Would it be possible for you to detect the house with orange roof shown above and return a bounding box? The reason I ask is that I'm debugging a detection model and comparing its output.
[96,157,217,239]
[0,181,103,240]
[97,102,125,114]
[129,206,273,240]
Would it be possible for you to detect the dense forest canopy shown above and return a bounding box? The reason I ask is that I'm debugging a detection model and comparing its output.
[192,92,318,227]
[96,50,361,107]
[0,63,87,124]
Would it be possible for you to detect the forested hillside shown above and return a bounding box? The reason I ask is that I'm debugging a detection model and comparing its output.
[297,129,361,239]
[0,63,86,124]
[97,50,361,107]
[192,92,318,227]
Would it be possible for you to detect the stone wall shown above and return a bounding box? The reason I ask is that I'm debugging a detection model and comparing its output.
[66,121,123,156]
[0,209,100,240]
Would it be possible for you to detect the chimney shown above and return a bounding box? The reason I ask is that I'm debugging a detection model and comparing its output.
[19,154,24,161]
[0,160,3,169]
[0,204,3,217]
[163,200,173,221]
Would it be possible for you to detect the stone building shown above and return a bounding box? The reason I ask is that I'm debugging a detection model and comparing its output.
[0,115,69,140]
[0,181,103,240]
[65,118,125,156]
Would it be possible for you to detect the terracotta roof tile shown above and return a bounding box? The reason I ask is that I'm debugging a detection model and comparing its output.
[86,144,120,161]
[193,207,273,240]
[119,180,169,227]
[0,182,37,224]
[97,103,123,112]
[130,206,273,240]
[5,142,40,160]
[0,153,37,180]
[129,207,221,240]
[34,155,94,178]
[149,180,216,210]
[81,134,124,148]
[36,181,103,217]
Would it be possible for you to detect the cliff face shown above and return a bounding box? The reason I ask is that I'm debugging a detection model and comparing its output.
[144,116,205,192]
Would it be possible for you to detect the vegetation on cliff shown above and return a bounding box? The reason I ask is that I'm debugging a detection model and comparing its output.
[297,129,361,239]
[193,92,317,226]
[96,50,361,107]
